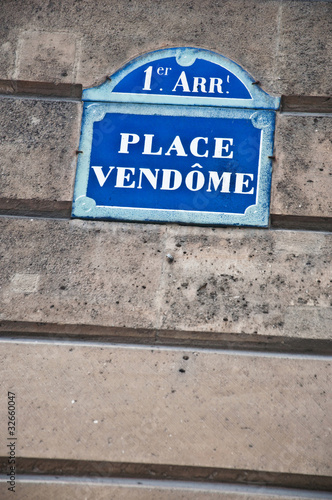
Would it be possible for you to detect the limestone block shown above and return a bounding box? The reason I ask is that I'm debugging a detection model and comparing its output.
[74,0,281,93]
[0,341,331,476]
[0,218,331,339]
[0,1,280,91]
[160,225,331,338]
[0,38,15,81]
[271,114,332,219]
[1,477,331,500]
[0,218,165,330]
[1,1,331,94]
[275,2,332,96]
[14,31,78,84]
[0,98,81,209]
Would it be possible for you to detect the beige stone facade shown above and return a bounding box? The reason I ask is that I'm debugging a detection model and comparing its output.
[0,0,331,498]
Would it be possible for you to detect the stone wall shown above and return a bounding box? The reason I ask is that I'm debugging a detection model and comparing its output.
[0,1,331,498]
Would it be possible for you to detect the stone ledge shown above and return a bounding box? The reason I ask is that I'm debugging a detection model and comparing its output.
[1,458,332,492]
[1,321,331,356]
[1,476,331,500]
[0,79,82,99]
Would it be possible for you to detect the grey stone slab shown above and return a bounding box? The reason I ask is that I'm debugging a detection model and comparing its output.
[74,0,281,94]
[160,225,331,339]
[275,1,332,96]
[0,341,331,476]
[0,218,165,329]
[1,1,331,95]
[14,31,78,84]
[1,478,331,500]
[0,98,81,204]
[0,0,279,95]
[271,114,332,219]
[1,1,277,93]
[0,26,16,81]
[0,218,331,339]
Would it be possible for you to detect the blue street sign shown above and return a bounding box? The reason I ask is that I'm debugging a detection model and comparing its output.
[72,48,279,227]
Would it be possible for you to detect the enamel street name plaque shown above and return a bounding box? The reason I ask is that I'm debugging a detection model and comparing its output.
[72,48,280,227]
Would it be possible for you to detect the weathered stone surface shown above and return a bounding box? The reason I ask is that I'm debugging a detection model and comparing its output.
[1,478,330,500]
[275,1,332,96]
[0,218,331,338]
[14,31,78,83]
[161,225,331,338]
[0,218,165,330]
[0,98,81,204]
[0,30,15,81]
[271,114,332,218]
[0,341,331,475]
[0,0,330,95]
[0,1,279,91]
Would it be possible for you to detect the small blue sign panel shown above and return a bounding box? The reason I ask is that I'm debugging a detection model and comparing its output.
[113,57,252,100]
[72,48,280,227]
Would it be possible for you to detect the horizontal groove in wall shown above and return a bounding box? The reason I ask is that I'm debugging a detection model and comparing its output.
[1,458,331,492]
[270,215,332,232]
[1,477,332,500]
[281,95,332,114]
[0,80,331,115]
[1,321,331,356]
[0,210,331,232]
[0,199,72,219]
[0,79,82,99]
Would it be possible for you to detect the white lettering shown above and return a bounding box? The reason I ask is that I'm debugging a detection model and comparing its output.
[138,168,159,189]
[185,171,205,191]
[115,167,136,188]
[118,133,140,154]
[161,169,182,190]
[190,137,208,158]
[213,138,234,158]
[156,67,171,76]
[192,77,207,93]
[93,167,256,196]
[207,171,231,192]
[92,166,115,187]
[143,66,153,90]
[165,136,188,156]
[118,133,236,159]
[142,134,162,155]
[208,77,223,94]
[172,71,190,92]
[234,173,254,194]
